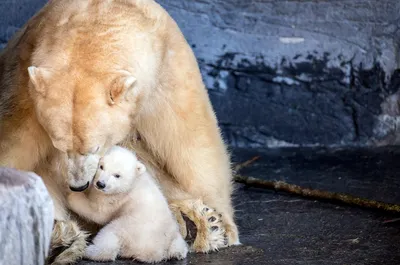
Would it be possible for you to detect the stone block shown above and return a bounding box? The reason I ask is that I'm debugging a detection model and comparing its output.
[0,168,54,265]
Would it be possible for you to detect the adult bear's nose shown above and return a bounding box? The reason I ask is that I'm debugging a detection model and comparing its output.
[96,181,106,190]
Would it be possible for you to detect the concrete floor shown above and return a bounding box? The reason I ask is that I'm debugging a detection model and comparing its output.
[78,147,400,265]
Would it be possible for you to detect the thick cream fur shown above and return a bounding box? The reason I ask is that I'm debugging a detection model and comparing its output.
[0,0,239,254]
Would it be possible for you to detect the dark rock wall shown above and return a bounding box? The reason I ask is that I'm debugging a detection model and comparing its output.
[1,0,400,148]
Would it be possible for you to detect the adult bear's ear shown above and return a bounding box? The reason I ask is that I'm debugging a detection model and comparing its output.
[27,66,51,96]
[108,71,137,105]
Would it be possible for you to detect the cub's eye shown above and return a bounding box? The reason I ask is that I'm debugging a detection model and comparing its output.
[114,174,120,178]
[99,165,104,170]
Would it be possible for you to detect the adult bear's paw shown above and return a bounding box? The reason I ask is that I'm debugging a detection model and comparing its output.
[170,200,228,253]
[47,220,89,265]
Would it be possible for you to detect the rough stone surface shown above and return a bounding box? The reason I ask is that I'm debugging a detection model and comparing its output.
[157,0,400,148]
[0,167,54,265]
[1,0,400,148]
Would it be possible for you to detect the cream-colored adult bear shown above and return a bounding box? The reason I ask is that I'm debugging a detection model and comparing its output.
[68,146,188,263]
[0,0,239,264]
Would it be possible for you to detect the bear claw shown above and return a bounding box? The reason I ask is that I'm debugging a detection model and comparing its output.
[173,200,230,253]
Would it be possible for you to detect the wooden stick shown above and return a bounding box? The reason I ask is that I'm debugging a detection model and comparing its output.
[233,157,400,213]
[233,156,260,172]
[382,218,400,224]
[233,175,400,213]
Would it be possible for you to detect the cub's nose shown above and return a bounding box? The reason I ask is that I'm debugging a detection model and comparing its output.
[96,181,106,190]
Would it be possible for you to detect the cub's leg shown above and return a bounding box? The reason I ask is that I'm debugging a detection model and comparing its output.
[84,224,121,261]
[67,192,99,222]
[86,219,166,263]
[167,233,189,260]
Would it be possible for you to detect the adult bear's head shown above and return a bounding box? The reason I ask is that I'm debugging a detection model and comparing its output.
[22,0,165,191]
[27,66,143,191]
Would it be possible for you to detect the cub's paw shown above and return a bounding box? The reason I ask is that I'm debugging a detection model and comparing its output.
[84,244,117,261]
[84,229,120,262]
[47,220,89,265]
[168,235,189,260]
[170,200,227,253]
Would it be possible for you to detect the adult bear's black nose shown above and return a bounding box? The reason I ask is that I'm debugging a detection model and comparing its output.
[69,181,89,192]
[96,181,106,189]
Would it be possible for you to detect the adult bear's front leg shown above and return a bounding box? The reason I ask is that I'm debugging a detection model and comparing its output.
[36,155,90,265]
[170,199,230,252]
[123,134,239,253]
[120,3,239,252]
[47,220,89,265]
[129,98,240,253]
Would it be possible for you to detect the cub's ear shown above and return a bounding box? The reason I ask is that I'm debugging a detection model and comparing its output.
[108,71,137,105]
[136,162,146,175]
[27,66,52,96]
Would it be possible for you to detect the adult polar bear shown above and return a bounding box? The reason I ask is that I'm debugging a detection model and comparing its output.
[0,0,239,263]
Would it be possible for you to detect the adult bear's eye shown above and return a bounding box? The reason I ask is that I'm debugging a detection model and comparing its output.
[115,174,120,178]
[100,165,104,170]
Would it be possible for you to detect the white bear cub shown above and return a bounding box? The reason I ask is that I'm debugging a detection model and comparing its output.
[67,146,188,263]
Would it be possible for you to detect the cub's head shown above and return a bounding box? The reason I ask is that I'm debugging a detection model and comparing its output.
[93,146,146,194]
[27,67,144,191]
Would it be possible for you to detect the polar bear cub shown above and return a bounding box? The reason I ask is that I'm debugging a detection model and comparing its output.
[67,146,188,263]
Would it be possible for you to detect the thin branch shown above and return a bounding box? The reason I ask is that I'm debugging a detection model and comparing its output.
[233,156,260,171]
[382,218,400,224]
[234,175,400,213]
[233,157,400,213]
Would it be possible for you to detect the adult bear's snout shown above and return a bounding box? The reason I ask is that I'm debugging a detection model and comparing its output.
[69,181,89,192]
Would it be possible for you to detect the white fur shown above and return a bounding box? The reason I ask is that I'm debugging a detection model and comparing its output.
[67,146,188,262]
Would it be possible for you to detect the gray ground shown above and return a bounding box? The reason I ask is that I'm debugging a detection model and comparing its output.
[78,147,400,265]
